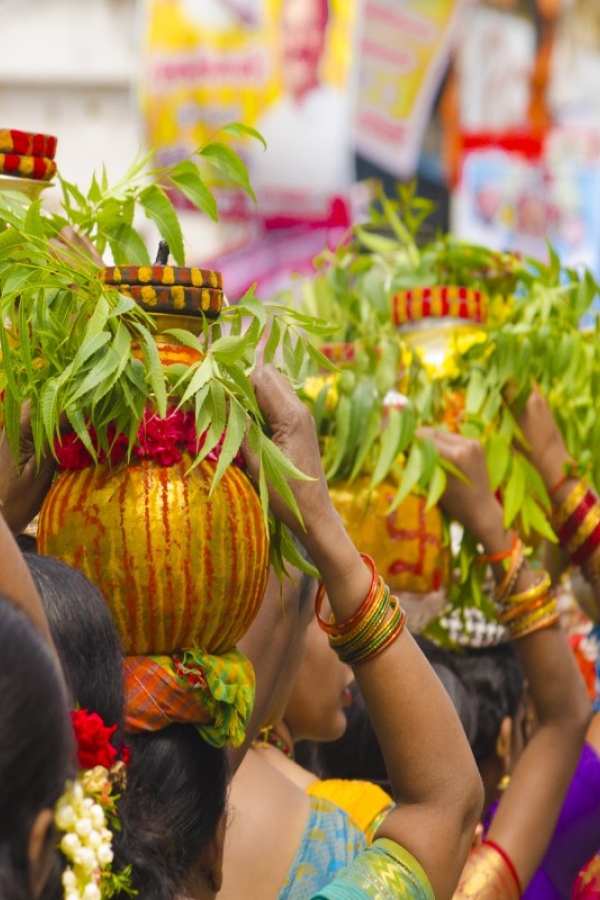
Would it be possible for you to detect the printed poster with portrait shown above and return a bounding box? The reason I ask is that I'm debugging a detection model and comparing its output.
[140,0,358,224]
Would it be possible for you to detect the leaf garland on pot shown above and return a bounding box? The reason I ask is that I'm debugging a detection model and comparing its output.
[285,183,600,626]
[0,126,333,580]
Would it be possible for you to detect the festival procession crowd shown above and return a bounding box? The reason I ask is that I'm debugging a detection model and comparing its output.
[1,111,600,900]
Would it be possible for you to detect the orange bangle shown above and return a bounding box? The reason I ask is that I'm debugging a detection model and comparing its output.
[499,591,553,625]
[481,532,518,565]
[315,553,378,636]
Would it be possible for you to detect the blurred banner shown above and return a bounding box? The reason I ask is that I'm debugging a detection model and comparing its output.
[354,0,463,178]
[452,128,600,280]
[141,0,357,225]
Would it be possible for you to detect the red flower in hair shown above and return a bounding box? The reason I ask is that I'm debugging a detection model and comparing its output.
[70,709,118,770]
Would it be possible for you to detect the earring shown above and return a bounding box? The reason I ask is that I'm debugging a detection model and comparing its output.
[498,775,511,792]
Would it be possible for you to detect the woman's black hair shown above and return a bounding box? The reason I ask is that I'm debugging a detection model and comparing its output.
[0,595,72,900]
[301,636,525,783]
[28,554,229,900]
[122,728,229,900]
[25,554,124,730]
[451,641,525,763]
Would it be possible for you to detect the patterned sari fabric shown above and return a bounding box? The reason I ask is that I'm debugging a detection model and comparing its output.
[310,837,434,900]
[455,842,521,900]
[277,796,366,900]
[306,779,395,844]
[524,743,600,900]
[573,855,600,900]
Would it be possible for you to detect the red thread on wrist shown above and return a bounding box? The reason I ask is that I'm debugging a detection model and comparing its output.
[480,532,517,565]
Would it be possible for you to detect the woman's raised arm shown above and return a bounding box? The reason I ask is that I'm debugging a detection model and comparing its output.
[244,366,483,900]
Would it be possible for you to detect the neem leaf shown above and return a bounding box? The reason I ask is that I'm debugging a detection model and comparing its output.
[391,440,423,510]
[209,400,247,494]
[211,334,250,365]
[199,142,257,205]
[485,432,510,492]
[263,320,281,366]
[426,464,447,511]
[136,323,167,416]
[163,328,205,355]
[221,122,267,150]
[24,200,45,241]
[371,406,402,488]
[179,356,215,406]
[168,160,218,222]
[105,223,151,266]
[139,184,185,265]
[503,455,526,528]
[40,378,60,443]
[354,227,399,255]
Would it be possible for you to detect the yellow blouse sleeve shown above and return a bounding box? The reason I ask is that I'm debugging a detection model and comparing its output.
[307,779,395,844]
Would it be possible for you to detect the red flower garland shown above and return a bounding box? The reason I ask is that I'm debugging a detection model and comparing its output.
[55,407,245,471]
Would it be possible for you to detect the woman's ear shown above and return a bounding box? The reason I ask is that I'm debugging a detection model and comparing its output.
[201,811,227,896]
[28,808,55,897]
[496,715,513,774]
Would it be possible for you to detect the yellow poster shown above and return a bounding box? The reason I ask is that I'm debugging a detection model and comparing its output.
[354,0,462,177]
[141,0,357,218]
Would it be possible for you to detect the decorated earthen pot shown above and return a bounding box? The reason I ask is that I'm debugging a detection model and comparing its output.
[0,128,58,199]
[329,476,451,595]
[37,262,270,657]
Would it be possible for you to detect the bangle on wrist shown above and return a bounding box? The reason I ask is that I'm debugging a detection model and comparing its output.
[553,478,600,567]
[496,566,558,638]
[315,553,378,636]
[494,538,525,607]
[480,532,518,565]
[316,556,406,664]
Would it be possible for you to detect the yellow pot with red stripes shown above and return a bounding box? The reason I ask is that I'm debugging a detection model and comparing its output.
[329,476,451,595]
[37,266,270,656]
[38,452,269,656]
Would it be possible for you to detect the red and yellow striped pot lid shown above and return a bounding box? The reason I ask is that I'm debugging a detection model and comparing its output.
[391,285,488,328]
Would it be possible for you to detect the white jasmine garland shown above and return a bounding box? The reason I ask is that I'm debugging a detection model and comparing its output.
[54,765,135,900]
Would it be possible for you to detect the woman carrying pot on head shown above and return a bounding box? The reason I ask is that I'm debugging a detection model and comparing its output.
[3,363,482,900]
[224,365,483,900]
[417,386,594,897]
[228,376,591,900]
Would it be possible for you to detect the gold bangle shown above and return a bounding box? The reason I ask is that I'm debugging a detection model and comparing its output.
[567,504,600,555]
[499,592,553,625]
[553,479,590,531]
[507,596,559,638]
[509,610,560,639]
[505,572,552,606]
